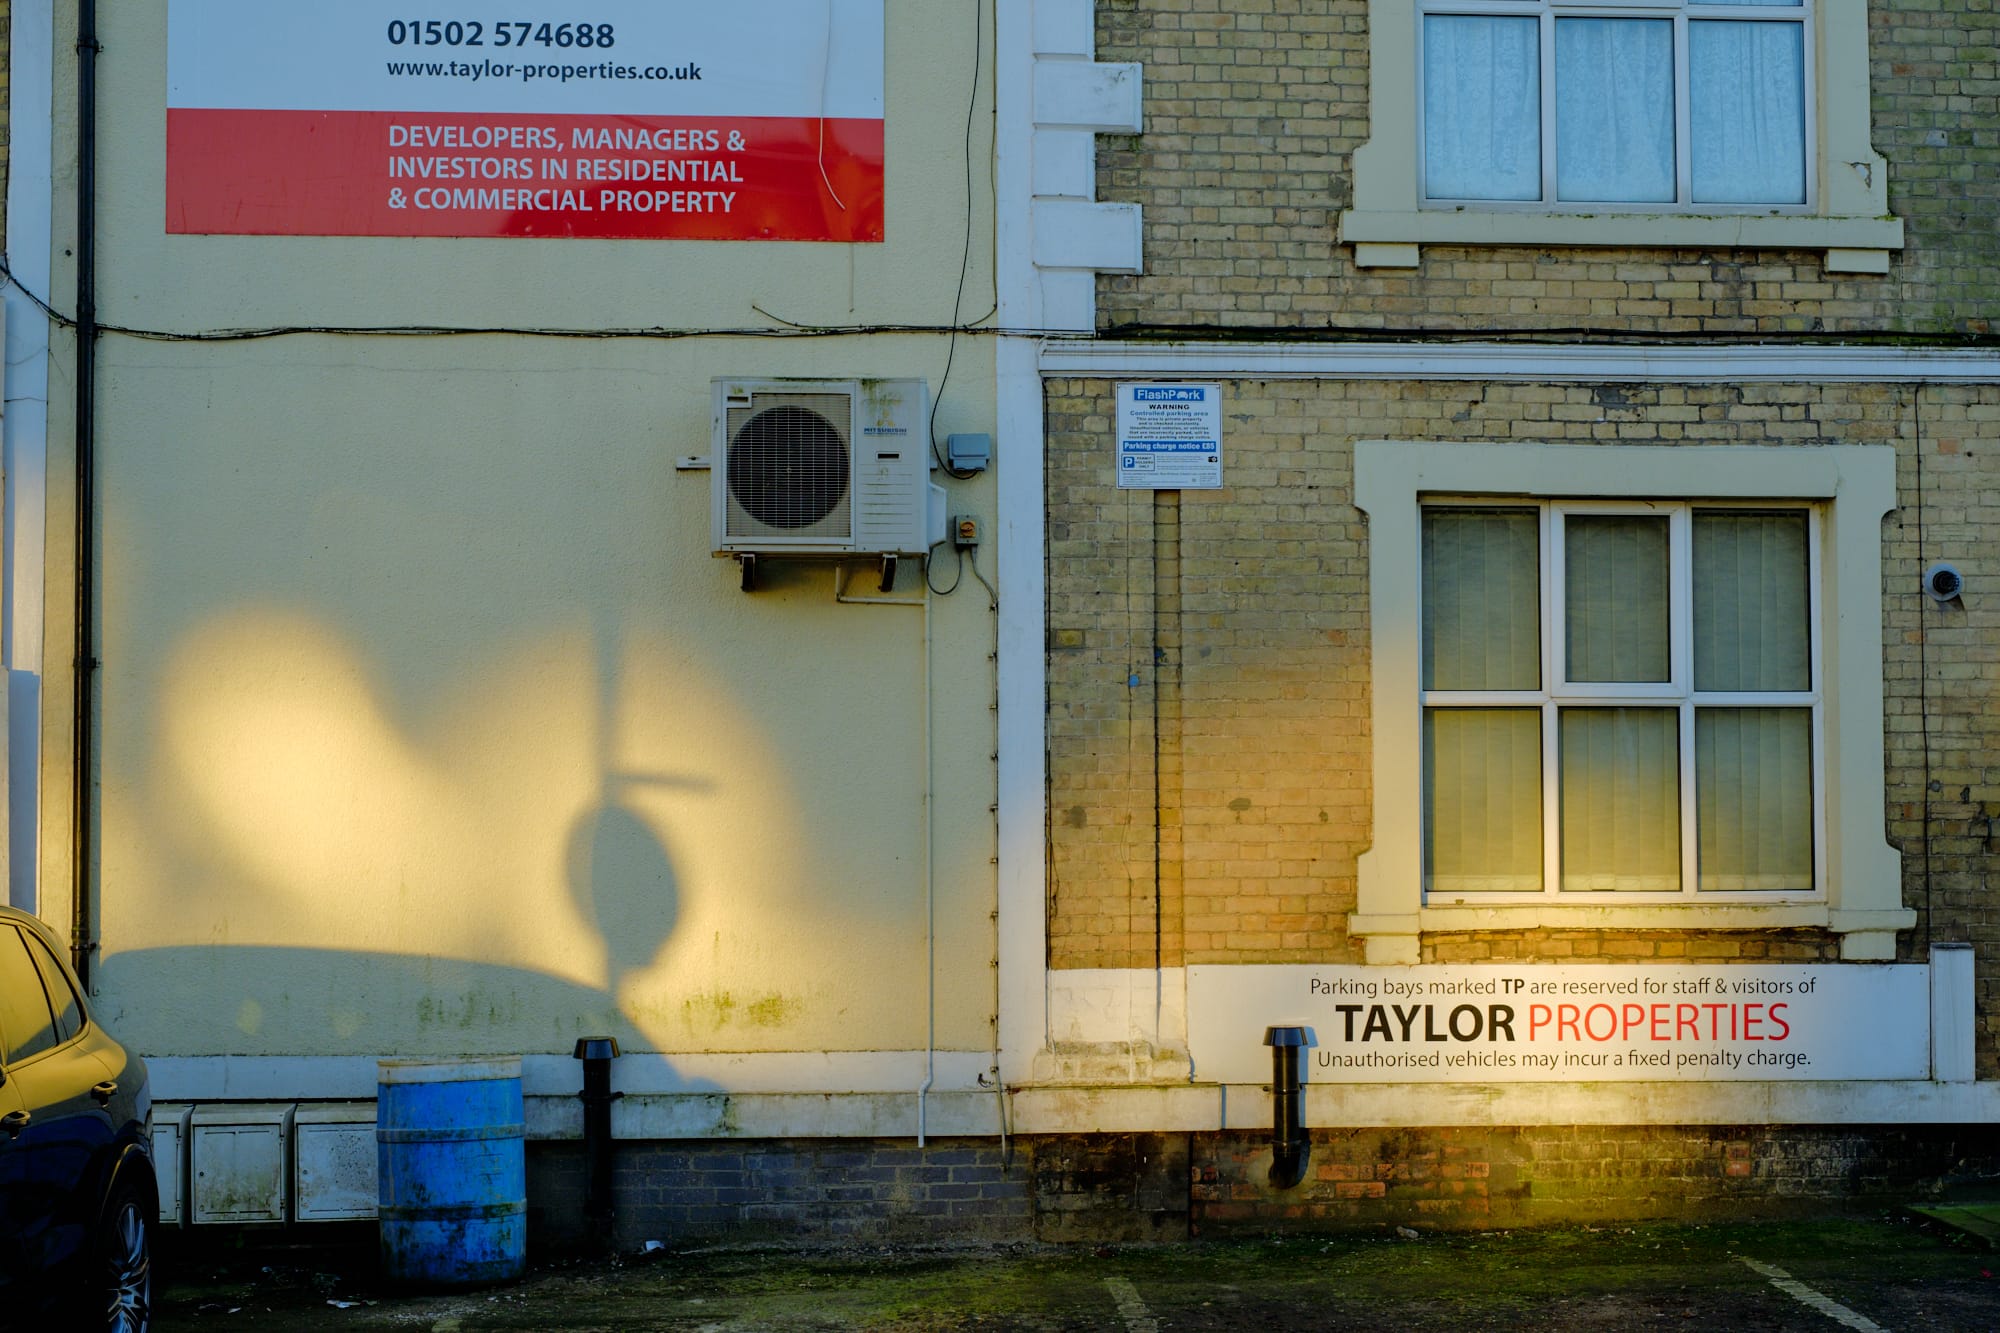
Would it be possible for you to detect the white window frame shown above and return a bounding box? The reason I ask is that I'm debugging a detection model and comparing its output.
[1418,1,1816,213]
[1421,498,1825,905]
[1340,0,1902,272]
[1353,442,1912,963]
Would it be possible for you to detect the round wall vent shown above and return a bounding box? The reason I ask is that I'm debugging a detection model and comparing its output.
[727,405,849,530]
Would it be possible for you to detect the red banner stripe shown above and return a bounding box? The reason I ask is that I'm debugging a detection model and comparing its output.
[167,109,885,241]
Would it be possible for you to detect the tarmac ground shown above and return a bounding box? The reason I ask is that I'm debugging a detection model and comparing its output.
[153,1212,2000,1331]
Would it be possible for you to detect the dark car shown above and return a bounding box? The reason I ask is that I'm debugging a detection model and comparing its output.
[0,906,153,1331]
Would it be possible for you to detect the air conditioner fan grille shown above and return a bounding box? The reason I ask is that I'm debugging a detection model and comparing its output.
[725,396,852,536]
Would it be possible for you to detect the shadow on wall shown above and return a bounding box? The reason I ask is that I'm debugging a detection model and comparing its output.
[566,792,686,993]
[116,534,927,1059]
[98,787,706,1070]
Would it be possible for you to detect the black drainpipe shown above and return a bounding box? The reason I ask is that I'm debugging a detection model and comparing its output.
[72,0,100,988]
[1264,1025,1314,1190]
[573,1037,623,1247]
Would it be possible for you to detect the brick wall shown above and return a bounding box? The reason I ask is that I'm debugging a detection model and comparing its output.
[1047,377,1373,969]
[1094,1,2000,337]
[1045,377,2000,1060]
[1190,1125,2000,1232]
[529,1138,1032,1250]
[1034,1131,1191,1241]
[529,1125,1998,1244]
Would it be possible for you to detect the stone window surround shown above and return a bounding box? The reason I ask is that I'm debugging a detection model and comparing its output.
[1338,0,1904,273]
[1351,441,1913,964]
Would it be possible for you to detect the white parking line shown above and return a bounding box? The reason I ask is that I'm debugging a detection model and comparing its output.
[1739,1257,1890,1332]
[1104,1276,1160,1333]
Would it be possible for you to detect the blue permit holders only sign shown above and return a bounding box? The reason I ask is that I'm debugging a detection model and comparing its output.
[1116,383,1223,490]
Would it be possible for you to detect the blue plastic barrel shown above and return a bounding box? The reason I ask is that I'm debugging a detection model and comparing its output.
[377,1057,527,1287]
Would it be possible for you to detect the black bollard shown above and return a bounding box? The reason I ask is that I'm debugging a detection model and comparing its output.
[573,1037,623,1246]
[1263,1025,1314,1189]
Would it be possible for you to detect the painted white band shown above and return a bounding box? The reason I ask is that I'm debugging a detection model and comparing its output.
[1104,1278,1161,1333]
[1038,341,2000,385]
[150,1063,2000,1139]
[1002,1078,2000,1133]
[376,1056,523,1084]
[1739,1259,1890,1333]
[149,1049,1001,1101]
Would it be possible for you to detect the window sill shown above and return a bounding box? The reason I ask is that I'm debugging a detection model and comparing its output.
[1349,904,1916,964]
[1338,209,1904,273]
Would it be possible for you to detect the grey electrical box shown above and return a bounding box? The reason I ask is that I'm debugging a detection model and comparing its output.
[295,1103,380,1222]
[191,1104,292,1225]
[946,432,992,472]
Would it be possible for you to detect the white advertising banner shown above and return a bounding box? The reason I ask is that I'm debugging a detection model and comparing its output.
[168,1,885,117]
[1187,964,1933,1085]
[166,0,886,239]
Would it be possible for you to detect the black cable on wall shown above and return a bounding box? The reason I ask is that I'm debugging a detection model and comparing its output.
[72,0,101,989]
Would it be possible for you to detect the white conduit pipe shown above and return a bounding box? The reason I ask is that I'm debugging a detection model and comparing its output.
[918,575,935,1145]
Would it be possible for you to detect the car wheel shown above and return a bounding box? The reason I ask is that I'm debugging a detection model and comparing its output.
[94,1172,154,1333]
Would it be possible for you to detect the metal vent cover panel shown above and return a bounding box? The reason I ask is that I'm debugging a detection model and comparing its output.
[849,378,926,551]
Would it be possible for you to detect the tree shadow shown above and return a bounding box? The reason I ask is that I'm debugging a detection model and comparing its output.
[563,782,705,993]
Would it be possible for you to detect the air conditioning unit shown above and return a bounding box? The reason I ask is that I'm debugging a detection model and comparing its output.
[712,378,946,560]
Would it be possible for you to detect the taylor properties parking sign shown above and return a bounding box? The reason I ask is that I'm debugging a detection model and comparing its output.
[1117,384,1223,489]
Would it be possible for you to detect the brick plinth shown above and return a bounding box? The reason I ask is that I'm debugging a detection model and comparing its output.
[527,1127,2000,1248]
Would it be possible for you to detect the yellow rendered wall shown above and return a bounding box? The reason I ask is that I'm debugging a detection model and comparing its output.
[48,1,1001,1062]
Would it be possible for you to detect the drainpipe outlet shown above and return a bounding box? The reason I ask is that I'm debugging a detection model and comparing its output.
[1263,1025,1315,1190]
[574,1036,623,1247]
